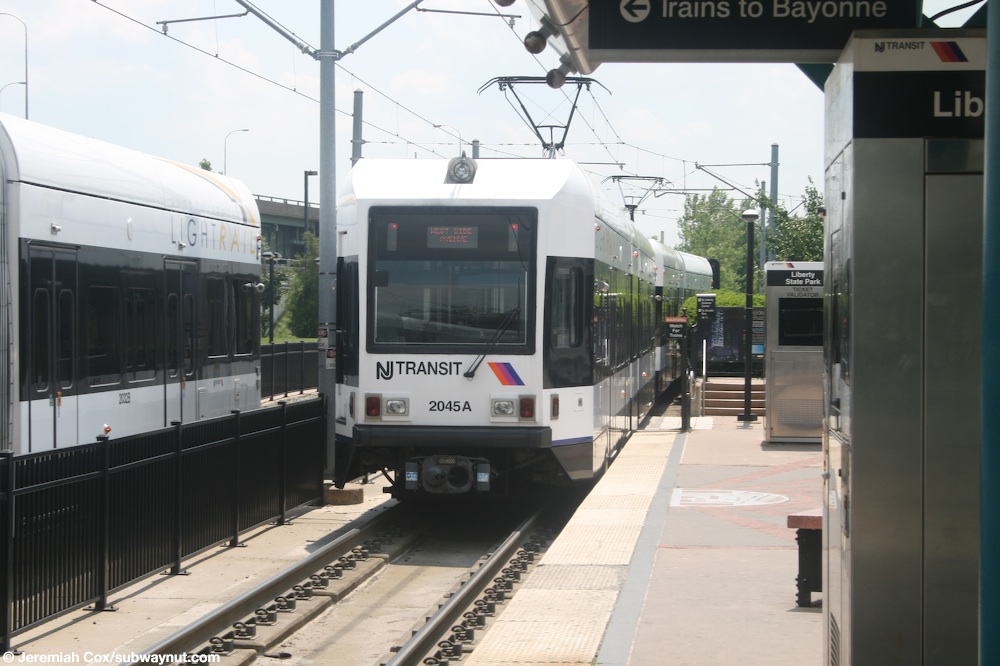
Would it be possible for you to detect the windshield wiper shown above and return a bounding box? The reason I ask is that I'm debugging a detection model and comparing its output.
[463,307,521,379]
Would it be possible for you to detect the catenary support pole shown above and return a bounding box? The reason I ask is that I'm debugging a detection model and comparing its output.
[317,0,338,478]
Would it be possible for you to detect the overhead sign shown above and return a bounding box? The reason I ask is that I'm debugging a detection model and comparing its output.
[540,0,922,70]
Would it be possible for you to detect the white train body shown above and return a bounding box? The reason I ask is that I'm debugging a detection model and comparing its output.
[0,113,262,455]
[334,157,710,498]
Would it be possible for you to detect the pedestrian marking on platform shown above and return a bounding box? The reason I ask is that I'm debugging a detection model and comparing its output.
[670,488,789,507]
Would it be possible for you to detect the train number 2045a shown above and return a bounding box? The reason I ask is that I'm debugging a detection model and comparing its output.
[429,400,472,412]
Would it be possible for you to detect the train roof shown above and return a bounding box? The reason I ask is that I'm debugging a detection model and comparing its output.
[340,157,604,208]
[0,113,259,227]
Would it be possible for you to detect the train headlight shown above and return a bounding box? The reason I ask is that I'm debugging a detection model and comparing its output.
[385,398,408,416]
[445,155,477,184]
[492,399,516,417]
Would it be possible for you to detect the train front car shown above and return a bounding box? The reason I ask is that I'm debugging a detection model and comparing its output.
[335,157,658,499]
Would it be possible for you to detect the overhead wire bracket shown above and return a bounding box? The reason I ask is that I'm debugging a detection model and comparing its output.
[478,76,609,158]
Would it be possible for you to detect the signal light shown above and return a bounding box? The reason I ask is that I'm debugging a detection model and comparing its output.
[551,394,560,419]
[365,395,381,418]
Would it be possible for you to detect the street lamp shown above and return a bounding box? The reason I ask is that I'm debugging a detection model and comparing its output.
[0,13,28,119]
[223,128,249,174]
[0,81,25,112]
[303,170,318,235]
[738,208,760,423]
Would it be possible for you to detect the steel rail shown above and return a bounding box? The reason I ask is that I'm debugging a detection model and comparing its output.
[384,508,543,666]
[127,503,406,664]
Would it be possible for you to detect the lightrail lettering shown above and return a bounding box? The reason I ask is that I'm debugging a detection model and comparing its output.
[376,360,464,380]
[170,217,259,256]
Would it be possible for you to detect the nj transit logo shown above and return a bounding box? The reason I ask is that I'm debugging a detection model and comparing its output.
[488,362,524,386]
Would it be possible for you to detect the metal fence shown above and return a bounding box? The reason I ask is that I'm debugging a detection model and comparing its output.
[0,398,326,652]
[261,341,319,400]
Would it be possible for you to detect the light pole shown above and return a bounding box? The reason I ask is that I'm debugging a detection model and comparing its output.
[0,81,25,112]
[262,251,278,344]
[223,128,249,174]
[303,170,318,235]
[433,124,464,156]
[0,13,27,119]
[738,208,760,423]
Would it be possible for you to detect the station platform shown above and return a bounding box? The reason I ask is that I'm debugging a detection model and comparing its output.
[465,412,825,666]
[11,409,824,665]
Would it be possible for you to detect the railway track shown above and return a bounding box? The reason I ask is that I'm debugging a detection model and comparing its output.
[126,497,575,666]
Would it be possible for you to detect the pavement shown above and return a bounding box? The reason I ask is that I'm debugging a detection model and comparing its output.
[601,408,825,666]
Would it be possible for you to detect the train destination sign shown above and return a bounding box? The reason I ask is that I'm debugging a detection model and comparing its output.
[544,0,920,68]
[427,225,479,248]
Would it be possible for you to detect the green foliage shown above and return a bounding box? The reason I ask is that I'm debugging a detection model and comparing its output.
[676,181,825,293]
[199,158,212,171]
[681,291,766,325]
[676,189,759,294]
[767,179,825,262]
[282,231,320,339]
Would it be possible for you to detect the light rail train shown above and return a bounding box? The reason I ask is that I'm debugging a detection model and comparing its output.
[0,113,263,456]
[332,156,713,498]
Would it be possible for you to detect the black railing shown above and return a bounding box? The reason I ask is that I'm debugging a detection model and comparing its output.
[0,398,325,651]
[261,342,319,400]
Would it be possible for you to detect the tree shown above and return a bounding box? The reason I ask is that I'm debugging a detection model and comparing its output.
[199,158,212,171]
[676,188,760,294]
[768,179,824,262]
[282,232,319,339]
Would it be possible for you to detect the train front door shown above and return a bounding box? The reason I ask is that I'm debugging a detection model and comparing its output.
[27,245,78,451]
[164,259,197,426]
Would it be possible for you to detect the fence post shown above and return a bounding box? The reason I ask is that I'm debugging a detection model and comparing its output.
[284,341,290,398]
[277,401,288,526]
[299,340,306,395]
[228,410,242,548]
[169,421,187,575]
[269,344,276,402]
[2,452,13,653]
[90,435,116,612]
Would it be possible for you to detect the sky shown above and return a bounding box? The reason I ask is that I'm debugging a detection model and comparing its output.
[0,0,982,246]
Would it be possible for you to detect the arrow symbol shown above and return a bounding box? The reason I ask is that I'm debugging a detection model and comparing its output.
[621,0,650,22]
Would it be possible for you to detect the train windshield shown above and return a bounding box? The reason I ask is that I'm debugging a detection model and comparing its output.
[368,207,536,352]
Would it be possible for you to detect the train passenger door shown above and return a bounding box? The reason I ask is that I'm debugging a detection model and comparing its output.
[164,260,197,426]
[27,245,78,451]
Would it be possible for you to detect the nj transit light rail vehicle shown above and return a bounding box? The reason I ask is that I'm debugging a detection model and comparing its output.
[333,156,713,499]
[0,113,263,456]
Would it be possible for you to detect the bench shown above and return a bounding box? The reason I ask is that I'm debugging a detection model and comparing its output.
[787,508,822,607]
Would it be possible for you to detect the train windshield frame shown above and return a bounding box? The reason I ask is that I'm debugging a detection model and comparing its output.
[367,206,536,354]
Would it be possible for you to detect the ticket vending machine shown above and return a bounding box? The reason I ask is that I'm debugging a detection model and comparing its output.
[764,261,823,443]
[823,30,983,665]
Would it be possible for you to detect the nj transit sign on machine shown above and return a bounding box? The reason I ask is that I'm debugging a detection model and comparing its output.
[537,0,921,70]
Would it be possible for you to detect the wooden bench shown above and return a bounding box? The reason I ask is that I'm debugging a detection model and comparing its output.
[787,508,822,607]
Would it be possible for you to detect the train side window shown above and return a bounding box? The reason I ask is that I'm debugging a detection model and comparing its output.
[126,287,156,382]
[183,294,195,375]
[207,277,228,358]
[167,293,179,378]
[57,289,75,390]
[86,286,121,387]
[31,289,50,392]
[551,266,582,348]
[233,278,255,356]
